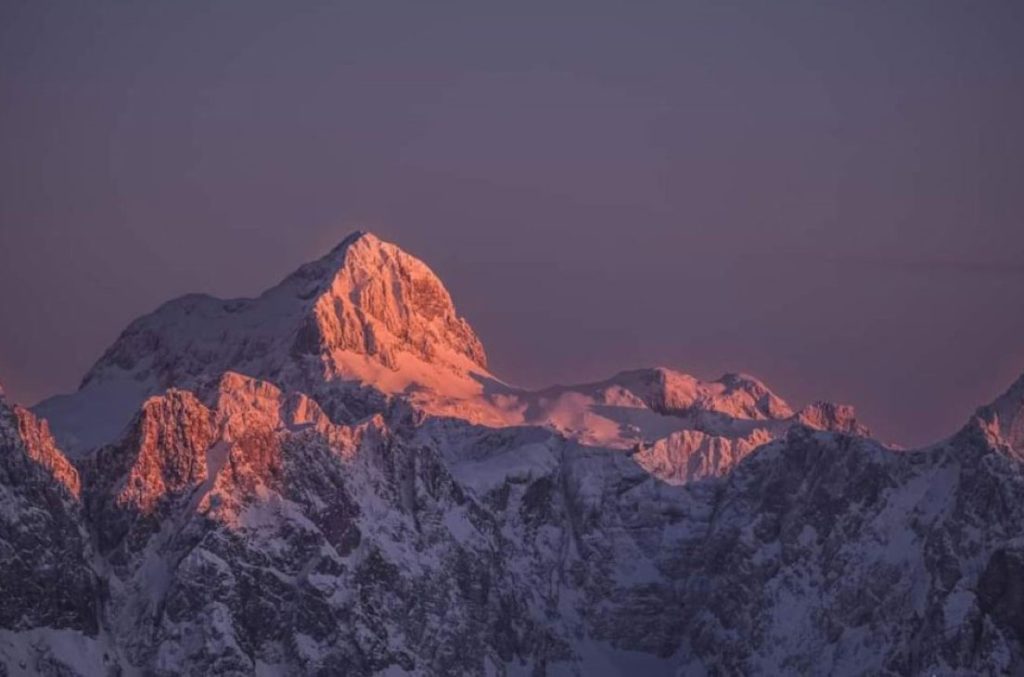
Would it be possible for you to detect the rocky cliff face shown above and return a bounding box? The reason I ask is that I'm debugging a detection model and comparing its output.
[0,392,100,650]
[82,231,487,390]
[4,233,1024,676]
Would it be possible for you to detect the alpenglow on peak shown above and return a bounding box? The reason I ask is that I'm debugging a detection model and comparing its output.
[36,231,491,452]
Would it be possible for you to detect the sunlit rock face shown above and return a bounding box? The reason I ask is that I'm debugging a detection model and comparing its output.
[83,231,488,390]
[517,367,870,485]
[84,389,216,564]
[35,232,494,454]
[288,231,488,373]
[5,233,1024,675]
[10,403,81,498]
[795,400,869,436]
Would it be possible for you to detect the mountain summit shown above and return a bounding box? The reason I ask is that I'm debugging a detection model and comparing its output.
[36,232,493,452]
[273,231,487,373]
[970,373,1024,455]
[83,230,488,385]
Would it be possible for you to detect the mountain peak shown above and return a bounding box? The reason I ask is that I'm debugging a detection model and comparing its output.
[993,372,1024,411]
[639,367,793,420]
[973,372,1024,453]
[87,229,488,385]
[282,230,487,372]
[36,231,491,453]
[287,230,381,282]
[334,228,374,249]
[796,401,869,437]
[541,366,796,427]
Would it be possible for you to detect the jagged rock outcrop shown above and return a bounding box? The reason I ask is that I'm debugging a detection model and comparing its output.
[796,401,869,437]
[0,389,99,639]
[666,416,1024,675]
[520,367,869,484]
[84,389,216,564]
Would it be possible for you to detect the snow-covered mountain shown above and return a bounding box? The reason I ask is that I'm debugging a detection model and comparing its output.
[35,232,495,455]
[3,231,1024,675]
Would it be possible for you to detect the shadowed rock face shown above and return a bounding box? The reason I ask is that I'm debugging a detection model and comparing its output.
[5,235,1024,675]
[13,371,1024,677]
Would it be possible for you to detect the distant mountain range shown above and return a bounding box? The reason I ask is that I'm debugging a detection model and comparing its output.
[3,231,1023,675]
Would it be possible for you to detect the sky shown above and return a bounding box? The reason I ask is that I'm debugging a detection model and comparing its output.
[1,1,1022,447]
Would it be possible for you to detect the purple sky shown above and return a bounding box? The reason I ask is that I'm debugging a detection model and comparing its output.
[2,1,1023,446]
